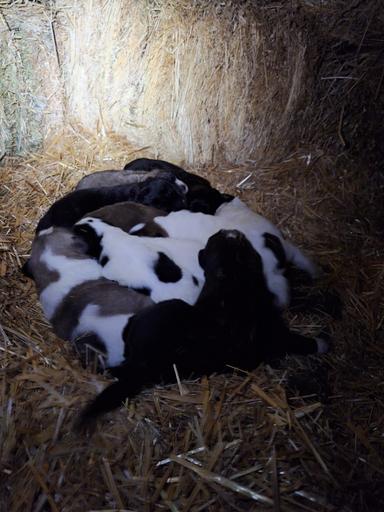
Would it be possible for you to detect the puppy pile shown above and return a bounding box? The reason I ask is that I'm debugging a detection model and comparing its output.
[23,158,328,427]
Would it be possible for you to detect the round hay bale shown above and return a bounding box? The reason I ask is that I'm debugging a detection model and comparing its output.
[57,0,316,165]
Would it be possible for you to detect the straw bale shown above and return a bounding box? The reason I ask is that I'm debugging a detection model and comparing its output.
[0,1,63,157]
[1,131,383,510]
[56,0,316,165]
[1,1,383,166]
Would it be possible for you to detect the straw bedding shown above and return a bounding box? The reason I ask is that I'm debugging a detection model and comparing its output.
[1,0,383,510]
[1,130,383,511]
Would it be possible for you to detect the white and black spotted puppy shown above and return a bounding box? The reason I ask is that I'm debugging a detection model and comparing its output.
[74,218,204,305]
[132,197,318,309]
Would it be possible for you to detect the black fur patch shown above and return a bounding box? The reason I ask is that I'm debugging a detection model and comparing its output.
[154,252,182,283]
[73,224,103,260]
[133,286,152,296]
[100,255,109,267]
[263,232,287,269]
[192,276,199,286]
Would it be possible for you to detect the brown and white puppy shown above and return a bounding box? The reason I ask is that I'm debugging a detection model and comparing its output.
[84,201,168,237]
[52,278,153,367]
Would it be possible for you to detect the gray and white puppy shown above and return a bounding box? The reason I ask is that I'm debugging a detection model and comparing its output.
[52,278,153,367]
[75,168,167,190]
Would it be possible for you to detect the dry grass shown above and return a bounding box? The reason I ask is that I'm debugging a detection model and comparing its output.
[1,130,383,511]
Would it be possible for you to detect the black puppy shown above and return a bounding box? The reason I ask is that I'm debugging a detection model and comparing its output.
[77,230,327,427]
[36,174,187,233]
[124,158,233,214]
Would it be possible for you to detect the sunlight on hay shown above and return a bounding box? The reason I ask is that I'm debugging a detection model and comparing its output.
[57,0,312,165]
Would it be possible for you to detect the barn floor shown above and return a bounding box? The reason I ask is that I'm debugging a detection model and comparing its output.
[0,132,383,511]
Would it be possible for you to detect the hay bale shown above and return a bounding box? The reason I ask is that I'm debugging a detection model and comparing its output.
[1,1,383,166]
[0,2,63,157]
[56,0,315,165]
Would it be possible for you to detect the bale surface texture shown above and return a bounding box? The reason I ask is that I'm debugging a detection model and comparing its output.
[1,1,382,165]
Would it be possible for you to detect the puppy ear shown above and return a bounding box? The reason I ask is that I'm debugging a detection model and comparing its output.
[21,260,33,278]
[73,224,102,259]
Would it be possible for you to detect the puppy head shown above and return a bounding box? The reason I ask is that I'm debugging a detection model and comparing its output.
[136,177,187,212]
[199,229,264,283]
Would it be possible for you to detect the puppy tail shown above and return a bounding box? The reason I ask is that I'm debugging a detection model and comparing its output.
[74,373,143,433]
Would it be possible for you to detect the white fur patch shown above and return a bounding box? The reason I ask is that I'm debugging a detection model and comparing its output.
[76,218,204,305]
[72,304,131,367]
[129,222,145,234]
[175,178,189,194]
[40,248,102,320]
[38,227,54,237]
[224,230,240,239]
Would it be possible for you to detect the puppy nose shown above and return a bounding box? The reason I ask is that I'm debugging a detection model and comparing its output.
[221,229,243,240]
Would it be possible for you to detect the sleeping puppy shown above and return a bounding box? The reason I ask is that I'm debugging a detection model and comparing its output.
[77,230,328,427]
[82,201,168,236]
[124,158,234,214]
[77,157,233,214]
[36,173,187,233]
[74,217,204,305]
[129,197,318,309]
[22,227,102,321]
[22,228,154,367]
[52,278,154,367]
